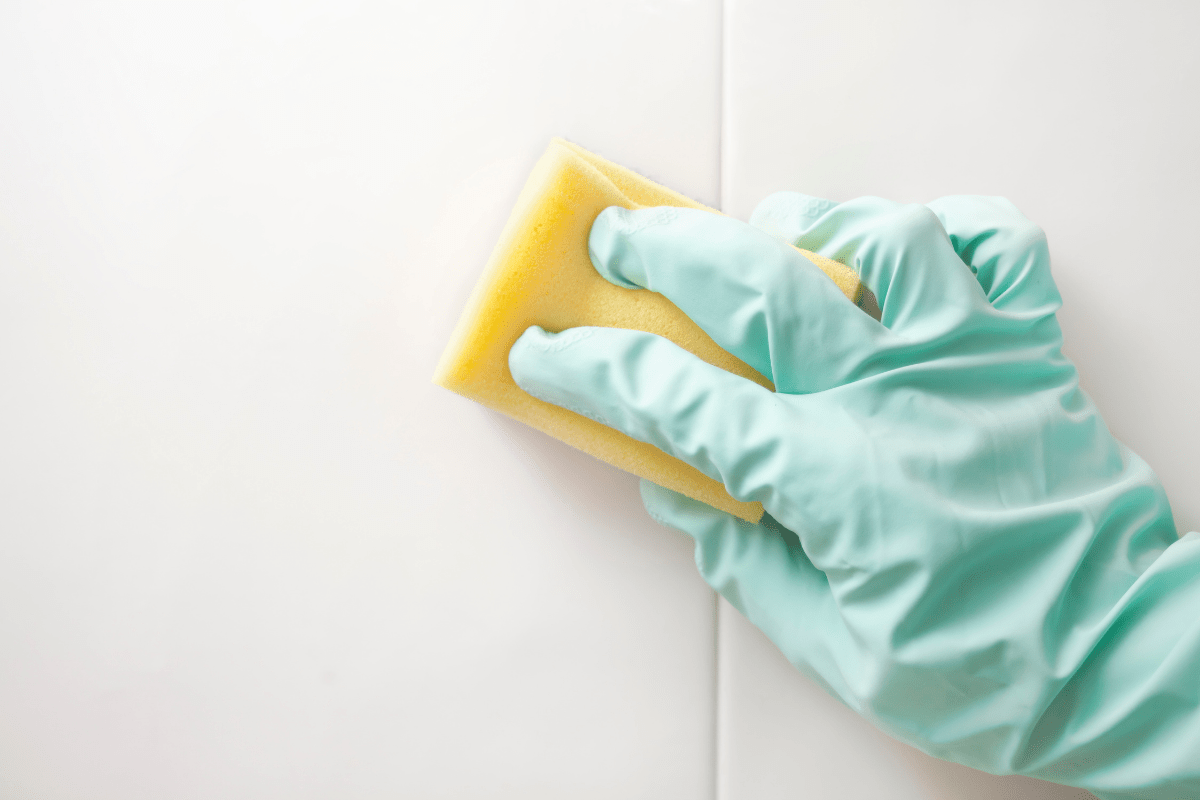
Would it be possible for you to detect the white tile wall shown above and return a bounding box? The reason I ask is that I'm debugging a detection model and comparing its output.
[0,1,721,797]
[2,0,1196,797]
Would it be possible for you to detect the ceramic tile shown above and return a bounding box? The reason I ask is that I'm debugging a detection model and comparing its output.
[0,2,721,797]
[720,1,1200,797]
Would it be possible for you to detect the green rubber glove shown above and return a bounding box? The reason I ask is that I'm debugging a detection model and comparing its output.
[507,193,1200,798]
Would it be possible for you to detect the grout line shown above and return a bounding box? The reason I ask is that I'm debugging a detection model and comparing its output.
[712,593,721,800]
[717,0,726,213]
[713,3,727,799]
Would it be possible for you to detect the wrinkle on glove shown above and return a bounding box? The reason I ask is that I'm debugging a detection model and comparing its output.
[510,193,1200,799]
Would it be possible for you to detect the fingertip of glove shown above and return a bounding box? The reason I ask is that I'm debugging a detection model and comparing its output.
[639,479,686,526]
[640,479,739,534]
[588,206,677,290]
[507,325,550,390]
[641,480,762,588]
[508,326,613,425]
[588,208,639,289]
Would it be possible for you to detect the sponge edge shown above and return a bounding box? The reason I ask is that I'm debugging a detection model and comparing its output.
[433,139,863,524]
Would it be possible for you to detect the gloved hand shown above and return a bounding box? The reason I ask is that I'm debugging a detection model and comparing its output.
[507,193,1200,799]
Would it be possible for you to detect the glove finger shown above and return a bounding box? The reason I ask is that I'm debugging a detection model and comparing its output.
[748,190,840,243]
[641,479,860,705]
[588,206,888,394]
[791,197,994,339]
[926,196,1063,318]
[509,325,794,507]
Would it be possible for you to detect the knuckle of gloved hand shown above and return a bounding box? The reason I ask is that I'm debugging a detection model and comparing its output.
[1003,218,1050,260]
[882,203,946,244]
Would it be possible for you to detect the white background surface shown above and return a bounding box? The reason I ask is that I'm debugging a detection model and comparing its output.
[1,1,1195,798]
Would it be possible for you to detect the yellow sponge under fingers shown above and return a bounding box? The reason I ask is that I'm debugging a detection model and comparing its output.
[433,139,864,523]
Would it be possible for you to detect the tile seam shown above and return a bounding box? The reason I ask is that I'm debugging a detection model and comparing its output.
[714,1,727,800]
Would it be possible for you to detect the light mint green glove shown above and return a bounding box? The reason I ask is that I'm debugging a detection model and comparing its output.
[508,194,1200,799]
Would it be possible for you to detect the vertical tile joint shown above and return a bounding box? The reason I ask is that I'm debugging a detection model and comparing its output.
[714,4,728,797]
[717,0,727,213]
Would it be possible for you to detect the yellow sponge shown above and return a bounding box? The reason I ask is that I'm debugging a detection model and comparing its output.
[433,139,864,523]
